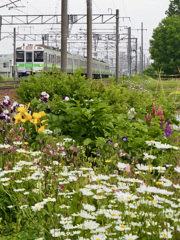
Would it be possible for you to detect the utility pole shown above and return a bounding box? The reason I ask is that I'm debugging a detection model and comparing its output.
[116,9,119,83]
[87,0,92,79]
[61,0,68,73]
[13,28,16,80]
[127,27,131,78]
[140,22,143,78]
[135,38,137,74]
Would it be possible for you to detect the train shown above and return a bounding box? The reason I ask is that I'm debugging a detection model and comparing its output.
[15,44,110,79]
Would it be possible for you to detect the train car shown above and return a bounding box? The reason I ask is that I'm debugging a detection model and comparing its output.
[15,44,110,79]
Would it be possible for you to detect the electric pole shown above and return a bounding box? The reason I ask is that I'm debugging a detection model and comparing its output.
[87,0,92,79]
[135,38,137,74]
[140,22,143,78]
[13,28,16,80]
[61,0,68,73]
[116,9,119,83]
[127,27,131,78]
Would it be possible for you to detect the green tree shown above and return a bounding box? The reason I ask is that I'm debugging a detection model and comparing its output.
[165,0,180,17]
[150,15,180,74]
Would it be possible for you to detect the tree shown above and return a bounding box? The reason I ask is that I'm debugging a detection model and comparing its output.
[150,15,180,74]
[165,0,180,17]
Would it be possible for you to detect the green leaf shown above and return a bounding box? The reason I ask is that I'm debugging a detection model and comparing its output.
[83,138,92,145]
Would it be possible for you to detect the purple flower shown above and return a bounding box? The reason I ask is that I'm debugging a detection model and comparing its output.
[106,139,112,144]
[122,136,127,142]
[96,151,101,156]
[165,124,173,138]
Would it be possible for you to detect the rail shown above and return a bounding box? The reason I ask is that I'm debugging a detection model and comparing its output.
[0,81,20,90]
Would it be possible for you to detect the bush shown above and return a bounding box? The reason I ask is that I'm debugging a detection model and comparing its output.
[15,68,90,103]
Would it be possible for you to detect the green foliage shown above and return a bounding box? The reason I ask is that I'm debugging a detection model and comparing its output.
[150,15,180,74]
[16,68,89,104]
[44,96,118,148]
[143,64,158,79]
[165,0,180,17]
[0,75,4,81]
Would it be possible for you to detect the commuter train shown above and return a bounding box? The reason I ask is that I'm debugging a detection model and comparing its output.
[15,44,110,79]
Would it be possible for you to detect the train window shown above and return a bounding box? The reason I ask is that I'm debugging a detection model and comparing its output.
[16,51,24,62]
[57,56,61,64]
[34,51,43,62]
[74,59,78,67]
[26,52,32,62]
[68,58,72,66]
[80,60,86,67]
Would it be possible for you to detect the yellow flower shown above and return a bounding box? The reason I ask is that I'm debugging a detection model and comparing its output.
[105,160,111,163]
[14,113,22,124]
[120,225,126,228]
[17,106,27,114]
[39,111,46,117]
[156,182,162,185]
[32,112,41,119]
[30,118,39,125]
[24,112,32,121]
[38,125,46,133]
[147,196,152,200]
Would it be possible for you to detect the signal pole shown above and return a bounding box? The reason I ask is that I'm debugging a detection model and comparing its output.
[87,0,92,79]
[61,0,68,73]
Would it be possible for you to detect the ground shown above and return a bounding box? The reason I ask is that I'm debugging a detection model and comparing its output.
[0,89,17,103]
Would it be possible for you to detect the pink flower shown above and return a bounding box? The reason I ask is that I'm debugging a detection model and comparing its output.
[161,115,165,122]
[114,170,119,175]
[123,164,131,172]
[42,147,46,152]
[146,114,149,123]
[7,161,12,167]
[120,151,127,156]
[157,107,163,116]
[69,145,77,152]
[59,185,64,191]
[19,127,24,133]
[113,143,118,148]
[10,129,15,134]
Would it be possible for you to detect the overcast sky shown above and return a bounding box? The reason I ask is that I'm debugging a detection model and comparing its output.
[0,0,170,56]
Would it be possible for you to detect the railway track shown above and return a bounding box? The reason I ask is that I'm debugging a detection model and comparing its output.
[0,81,20,90]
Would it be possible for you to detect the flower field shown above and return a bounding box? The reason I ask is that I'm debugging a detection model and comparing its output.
[0,71,180,239]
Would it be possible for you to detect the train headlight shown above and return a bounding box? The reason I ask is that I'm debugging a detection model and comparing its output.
[39,64,41,67]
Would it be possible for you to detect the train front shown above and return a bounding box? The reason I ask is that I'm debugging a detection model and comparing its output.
[16,44,44,79]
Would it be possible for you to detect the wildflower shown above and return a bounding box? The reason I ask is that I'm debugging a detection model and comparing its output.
[50,229,65,237]
[159,230,172,238]
[91,233,106,240]
[83,220,99,230]
[165,121,173,138]
[122,136,127,142]
[83,203,96,212]
[124,234,138,240]
[143,153,156,160]
[115,224,131,231]
[106,139,112,144]
[113,143,118,147]
[62,96,69,101]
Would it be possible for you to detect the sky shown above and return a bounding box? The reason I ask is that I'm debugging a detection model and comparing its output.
[0,0,170,58]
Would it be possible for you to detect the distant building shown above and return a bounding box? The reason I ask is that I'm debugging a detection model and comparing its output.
[0,54,13,78]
